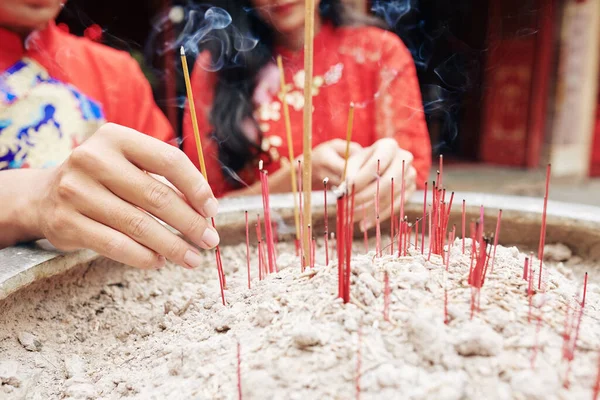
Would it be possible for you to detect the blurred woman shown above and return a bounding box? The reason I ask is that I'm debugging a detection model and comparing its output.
[184,0,431,227]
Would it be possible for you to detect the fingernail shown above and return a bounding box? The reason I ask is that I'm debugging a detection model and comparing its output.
[154,256,166,270]
[184,249,203,269]
[201,226,220,248]
[202,197,219,217]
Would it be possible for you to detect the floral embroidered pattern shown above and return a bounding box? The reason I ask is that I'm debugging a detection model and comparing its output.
[0,58,105,170]
[252,62,344,163]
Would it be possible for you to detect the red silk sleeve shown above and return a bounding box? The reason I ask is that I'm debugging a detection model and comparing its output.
[374,31,432,188]
[110,57,175,144]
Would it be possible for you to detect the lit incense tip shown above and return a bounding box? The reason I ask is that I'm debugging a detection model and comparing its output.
[323,177,329,185]
[259,160,263,171]
[180,46,185,56]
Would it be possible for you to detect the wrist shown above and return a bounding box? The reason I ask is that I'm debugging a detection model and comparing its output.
[7,169,52,244]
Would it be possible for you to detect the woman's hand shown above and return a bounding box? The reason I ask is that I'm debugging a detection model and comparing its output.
[31,123,220,270]
[309,139,362,188]
[345,138,417,230]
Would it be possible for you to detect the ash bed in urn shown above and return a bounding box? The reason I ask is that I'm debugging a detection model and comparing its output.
[1,191,600,399]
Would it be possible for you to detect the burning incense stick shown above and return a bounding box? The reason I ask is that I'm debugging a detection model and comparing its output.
[277,55,300,247]
[342,103,355,182]
[302,0,316,268]
[180,46,225,305]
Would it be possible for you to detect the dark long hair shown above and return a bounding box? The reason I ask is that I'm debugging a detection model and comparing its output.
[203,0,385,185]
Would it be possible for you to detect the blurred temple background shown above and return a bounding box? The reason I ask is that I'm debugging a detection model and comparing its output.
[56,0,600,204]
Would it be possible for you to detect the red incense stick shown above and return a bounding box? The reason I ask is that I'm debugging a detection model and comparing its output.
[390,177,395,255]
[397,216,402,257]
[324,178,329,265]
[375,160,381,257]
[256,214,268,278]
[311,237,316,269]
[415,219,419,252]
[337,195,346,300]
[307,225,313,268]
[523,257,529,280]
[421,182,427,255]
[538,164,551,290]
[582,272,588,308]
[427,204,433,260]
[245,211,251,289]
[349,186,356,288]
[404,218,410,256]
[362,205,368,253]
[259,169,277,274]
[399,160,406,246]
[461,200,466,254]
[297,160,305,270]
[256,223,263,281]
[343,185,356,304]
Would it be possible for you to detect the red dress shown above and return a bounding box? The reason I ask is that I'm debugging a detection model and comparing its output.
[184,23,431,197]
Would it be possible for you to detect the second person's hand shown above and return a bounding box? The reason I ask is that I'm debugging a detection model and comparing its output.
[345,138,417,230]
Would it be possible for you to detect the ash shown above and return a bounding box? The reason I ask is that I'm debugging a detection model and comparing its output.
[0,240,599,399]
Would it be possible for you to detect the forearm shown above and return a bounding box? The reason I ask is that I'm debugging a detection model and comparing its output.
[0,169,49,248]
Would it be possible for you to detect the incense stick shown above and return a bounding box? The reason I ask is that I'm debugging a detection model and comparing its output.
[342,103,355,182]
[245,211,250,289]
[302,0,316,268]
[324,178,329,265]
[181,47,207,178]
[180,46,225,305]
[277,55,300,244]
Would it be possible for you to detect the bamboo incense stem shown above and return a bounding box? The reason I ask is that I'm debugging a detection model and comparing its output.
[180,47,207,179]
[342,103,355,182]
[181,46,225,304]
[277,55,300,242]
[302,0,316,267]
